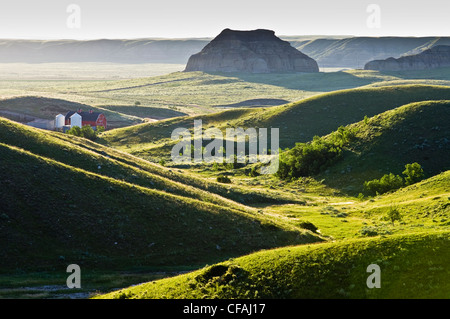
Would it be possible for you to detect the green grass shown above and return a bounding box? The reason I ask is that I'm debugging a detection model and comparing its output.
[314,100,450,194]
[0,142,321,271]
[0,96,141,129]
[99,84,450,162]
[265,170,450,240]
[2,68,450,128]
[90,169,450,298]
[0,116,301,207]
[0,118,324,273]
[2,65,450,299]
[94,230,450,299]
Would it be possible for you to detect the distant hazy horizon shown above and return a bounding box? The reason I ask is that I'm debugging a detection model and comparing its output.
[0,0,448,40]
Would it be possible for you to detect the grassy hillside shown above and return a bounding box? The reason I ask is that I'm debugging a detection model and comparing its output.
[0,118,323,272]
[265,170,450,242]
[1,62,449,299]
[248,85,450,148]
[314,100,450,193]
[99,85,450,161]
[0,96,142,129]
[0,116,306,207]
[0,95,186,129]
[1,68,449,132]
[95,230,450,299]
[90,97,450,299]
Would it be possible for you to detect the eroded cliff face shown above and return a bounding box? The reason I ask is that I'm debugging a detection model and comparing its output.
[185,29,319,73]
[364,45,450,71]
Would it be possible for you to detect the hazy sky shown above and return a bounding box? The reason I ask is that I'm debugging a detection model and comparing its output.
[0,0,448,39]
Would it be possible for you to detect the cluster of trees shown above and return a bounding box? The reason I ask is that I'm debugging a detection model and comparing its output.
[276,126,356,179]
[363,162,425,195]
[66,125,105,141]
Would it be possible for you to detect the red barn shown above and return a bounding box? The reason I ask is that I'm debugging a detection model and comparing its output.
[65,109,107,129]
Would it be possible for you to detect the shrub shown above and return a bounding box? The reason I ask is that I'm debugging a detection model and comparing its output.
[277,137,342,179]
[297,221,318,233]
[363,115,369,125]
[223,155,244,170]
[402,162,424,185]
[360,226,378,237]
[364,173,404,195]
[386,206,402,225]
[66,126,82,137]
[363,163,425,195]
[66,125,102,141]
[217,175,232,183]
[248,166,260,177]
[81,125,96,141]
[277,126,356,180]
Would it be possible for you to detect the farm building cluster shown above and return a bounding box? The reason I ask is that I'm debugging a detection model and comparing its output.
[26,109,107,131]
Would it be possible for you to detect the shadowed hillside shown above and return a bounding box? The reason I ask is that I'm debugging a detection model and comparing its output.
[0,118,323,272]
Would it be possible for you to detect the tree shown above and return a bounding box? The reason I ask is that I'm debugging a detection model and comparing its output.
[363,115,369,125]
[364,173,404,195]
[66,125,98,141]
[66,126,82,137]
[402,162,424,186]
[81,125,96,141]
[276,126,356,180]
[386,206,402,225]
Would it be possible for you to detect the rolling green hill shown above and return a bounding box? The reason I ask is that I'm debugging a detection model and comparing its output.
[95,230,450,299]
[0,116,306,207]
[0,118,323,272]
[314,100,450,193]
[1,63,449,299]
[264,169,450,242]
[0,96,141,129]
[99,85,450,162]
[2,68,450,128]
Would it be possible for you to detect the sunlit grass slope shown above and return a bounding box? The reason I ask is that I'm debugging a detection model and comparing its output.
[95,230,449,299]
[267,170,450,241]
[315,100,450,193]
